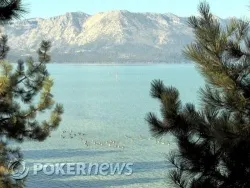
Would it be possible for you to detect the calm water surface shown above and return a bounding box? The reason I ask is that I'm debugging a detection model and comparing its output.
[17,64,204,188]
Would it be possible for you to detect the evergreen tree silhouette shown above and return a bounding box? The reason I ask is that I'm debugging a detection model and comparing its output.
[147,2,250,188]
[0,1,63,187]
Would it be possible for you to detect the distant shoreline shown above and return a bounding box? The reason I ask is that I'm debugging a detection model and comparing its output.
[48,62,192,65]
[9,62,192,65]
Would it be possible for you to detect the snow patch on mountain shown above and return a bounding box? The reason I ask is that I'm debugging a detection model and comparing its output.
[1,11,227,63]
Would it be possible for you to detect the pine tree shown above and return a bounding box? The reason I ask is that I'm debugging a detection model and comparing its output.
[146,2,250,188]
[0,0,26,24]
[0,1,63,187]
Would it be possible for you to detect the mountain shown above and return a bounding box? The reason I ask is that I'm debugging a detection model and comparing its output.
[1,11,227,63]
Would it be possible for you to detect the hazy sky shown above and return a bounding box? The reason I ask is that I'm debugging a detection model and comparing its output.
[23,0,249,19]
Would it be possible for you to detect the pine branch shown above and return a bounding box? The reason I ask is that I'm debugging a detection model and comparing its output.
[147,2,250,187]
[0,0,27,24]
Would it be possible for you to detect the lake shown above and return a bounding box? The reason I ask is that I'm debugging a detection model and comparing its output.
[16,64,204,188]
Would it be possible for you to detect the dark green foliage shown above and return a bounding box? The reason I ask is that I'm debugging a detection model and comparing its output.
[0,0,26,24]
[0,1,63,187]
[0,142,24,188]
[0,35,9,59]
[0,40,64,142]
[146,2,250,188]
[0,40,64,187]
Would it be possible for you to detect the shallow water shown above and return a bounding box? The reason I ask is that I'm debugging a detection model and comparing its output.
[15,64,204,188]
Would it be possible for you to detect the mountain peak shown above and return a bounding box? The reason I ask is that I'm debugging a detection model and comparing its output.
[65,11,90,17]
[3,10,226,63]
[106,10,130,14]
[94,10,131,18]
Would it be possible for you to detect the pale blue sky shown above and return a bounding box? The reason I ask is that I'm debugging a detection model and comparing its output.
[23,0,249,19]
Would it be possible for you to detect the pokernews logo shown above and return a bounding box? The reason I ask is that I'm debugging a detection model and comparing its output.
[8,160,133,179]
[8,159,29,180]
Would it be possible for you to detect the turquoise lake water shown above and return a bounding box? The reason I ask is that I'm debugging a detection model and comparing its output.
[17,64,204,188]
